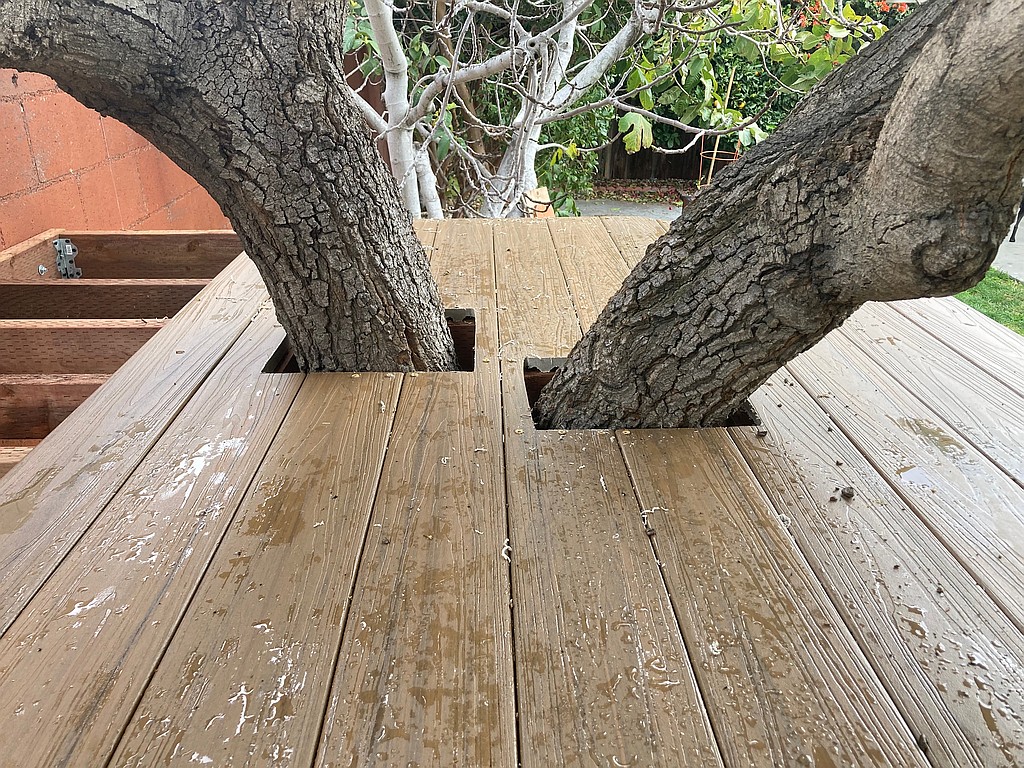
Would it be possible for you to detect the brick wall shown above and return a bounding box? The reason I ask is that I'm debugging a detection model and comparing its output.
[0,69,231,251]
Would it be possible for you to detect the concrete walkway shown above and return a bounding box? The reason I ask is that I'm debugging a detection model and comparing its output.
[578,197,1024,282]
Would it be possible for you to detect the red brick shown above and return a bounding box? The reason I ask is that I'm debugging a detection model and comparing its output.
[136,147,198,210]
[165,187,231,229]
[24,92,106,182]
[76,163,125,229]
[0,177,87,246]
[100,116,149,157]
[108,153,149,227]
[0,101,36,198]
[0,70,57,100]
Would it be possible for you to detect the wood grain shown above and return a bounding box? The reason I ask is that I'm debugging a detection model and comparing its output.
[495,220,720,766]
[789,334,1024,632]
[0,307,302,767]
[111,373,399,767]
[0,279,208,319]
[893,297,1024,398]
[0,319,164,375]
[548,217,631,331]
[0,373,108,439]
[0,447,33,480]
[840,303,1024,485]
[317,219,517,767]
[600,216,667,268]
[0,229,61,282]
[740,373,1024,766]
[620,429,928,767]
[0,255,268,635]
[47,231,241,279]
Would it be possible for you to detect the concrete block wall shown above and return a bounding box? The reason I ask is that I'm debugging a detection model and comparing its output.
[0,69,231,251]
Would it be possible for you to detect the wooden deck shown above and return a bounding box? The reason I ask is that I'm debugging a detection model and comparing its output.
[1,218,1023,767]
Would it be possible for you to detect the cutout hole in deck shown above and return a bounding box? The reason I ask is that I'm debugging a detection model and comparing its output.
[524,357,760,430]
[263,309,477,373]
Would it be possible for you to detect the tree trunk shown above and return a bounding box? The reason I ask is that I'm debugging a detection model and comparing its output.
[0,0,457,373]
[536,0,1024,429]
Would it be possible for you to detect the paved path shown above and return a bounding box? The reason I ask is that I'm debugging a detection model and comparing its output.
[578,197,1024,282]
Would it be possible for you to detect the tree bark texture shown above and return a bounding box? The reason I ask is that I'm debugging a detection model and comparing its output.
[536,0,1024,429]
[0,0,457,372]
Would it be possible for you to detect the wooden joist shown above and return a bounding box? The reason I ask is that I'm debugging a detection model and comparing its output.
[0,230,60,282]
[0,319,164,374]
[0,374,108,440]
[0,279,208,319]
[0,446,36,480]
[0,230,241,281]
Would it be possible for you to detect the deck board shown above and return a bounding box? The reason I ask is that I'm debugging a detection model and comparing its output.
[316,219,517,767]
[111,372,399,767]
[620,429,928,766]
[788,334,1024,632]
[740,373,1024,766]
[548,217,631,329]
[894,297,1024,398]
[494,219,721,766]
[0,306,302,766]
[2,219,1024,766]
[840,303,1024,485]
[599,217,667,267]
[0,255,267,634]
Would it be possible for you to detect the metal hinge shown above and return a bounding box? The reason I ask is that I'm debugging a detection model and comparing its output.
[52,237,82,279]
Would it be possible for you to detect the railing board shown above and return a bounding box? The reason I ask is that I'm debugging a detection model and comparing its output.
[0,307,302,767]
[840,303,1024,486]
[740,374,1020,766]
[317,220,517,767]
[0,279,208,319]
[0,255,267,635]
[0,373,108,439]
[0,319,165,374]
[111,372,400,767]
[788,334,1024,633]
[620,429,928,766]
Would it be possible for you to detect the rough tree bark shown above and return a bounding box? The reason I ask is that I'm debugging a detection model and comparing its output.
[0,0,457,372]
[536,0,1024,429]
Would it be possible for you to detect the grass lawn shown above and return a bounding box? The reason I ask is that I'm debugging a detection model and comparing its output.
[957,268,1024,335]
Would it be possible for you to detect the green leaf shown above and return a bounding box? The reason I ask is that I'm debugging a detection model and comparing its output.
[618,113,654,154]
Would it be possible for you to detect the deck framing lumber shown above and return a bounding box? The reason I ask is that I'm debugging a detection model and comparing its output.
[0,319,165,375]
[0,229,60,282]
[0,279,209,319]
[0,230,241,281]
[0,373,108,439]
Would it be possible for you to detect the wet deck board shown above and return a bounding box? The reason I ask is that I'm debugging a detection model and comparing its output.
[1,220,1024,766]
[738,373,1022,767]
[0,255,268,634]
